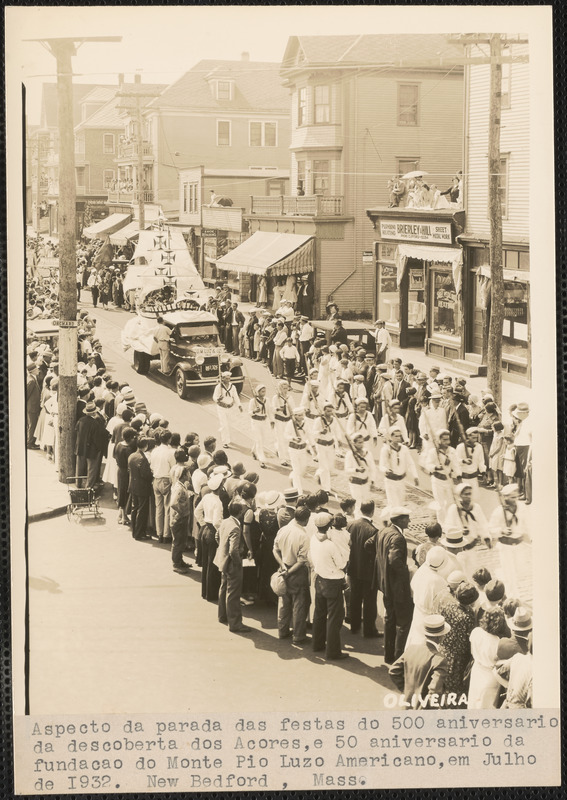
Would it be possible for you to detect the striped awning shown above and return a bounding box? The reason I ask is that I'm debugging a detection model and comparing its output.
[83,213,131,240]
[215,231,314,277]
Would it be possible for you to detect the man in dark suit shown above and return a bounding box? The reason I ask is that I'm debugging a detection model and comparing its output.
[213,499,251,633]
[362,353,377,412]
[366,507,414,664]
[128,437,154,540]
[392,368,410,405]
[75,401,109,487]
[388,614,450,709]
[448,392,471,449]
[347,500,380,638]
[26,362,41,448]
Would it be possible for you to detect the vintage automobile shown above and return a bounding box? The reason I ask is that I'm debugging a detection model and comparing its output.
[121,298,244,399]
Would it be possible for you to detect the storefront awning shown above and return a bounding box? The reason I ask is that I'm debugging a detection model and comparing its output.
[215,232,314,277]
[83,213,131,240]
[476,264,530,283]
[109,220,149,246]
[395,243,463,294]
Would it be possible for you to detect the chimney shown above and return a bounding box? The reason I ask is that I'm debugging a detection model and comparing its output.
[135,73,142,84]
[241,52,250,62]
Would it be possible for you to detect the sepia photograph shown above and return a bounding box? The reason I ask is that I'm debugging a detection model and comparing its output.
[5,4,560,792]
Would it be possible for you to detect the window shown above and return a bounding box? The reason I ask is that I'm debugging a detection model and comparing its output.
[183,182,198,213]
[249,121,277,147]
[298,87,308,126]
[314,85,330,123]
[501,47,511,108]
[431,270,459,338]
[502,280,529,357]
[217,120,231,146]
[217,81,232,100]
[297,160,306,194]
[397,157,420,177]
[497,155,509,218]
[103,169,114,189]
[267,179,285,196]
[313,160,330,196]
[103,133,115,154]
[76,167,85,189]
[75,135,85,154]
[398,84,419,126]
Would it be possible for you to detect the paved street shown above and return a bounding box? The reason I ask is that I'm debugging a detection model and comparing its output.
[26,294,533,715]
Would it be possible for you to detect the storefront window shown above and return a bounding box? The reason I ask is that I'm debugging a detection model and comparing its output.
[407,261,426,328]
[502,281,529,358]
[431,270,459,338]
[378,262,399,325]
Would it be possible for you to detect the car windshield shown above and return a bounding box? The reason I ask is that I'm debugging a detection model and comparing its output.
[175,324,219,344]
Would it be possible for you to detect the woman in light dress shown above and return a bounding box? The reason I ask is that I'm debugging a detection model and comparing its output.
[468,607,506,709]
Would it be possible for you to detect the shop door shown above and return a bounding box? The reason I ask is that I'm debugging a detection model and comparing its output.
[399,258,426,349]
[470,276,484,355]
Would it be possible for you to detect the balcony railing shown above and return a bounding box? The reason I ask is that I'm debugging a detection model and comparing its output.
[250,194,344,217]
[116,141,154,160]
[107,189,155,204]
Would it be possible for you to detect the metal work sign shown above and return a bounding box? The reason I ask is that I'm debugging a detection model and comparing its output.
[380,219,452,244]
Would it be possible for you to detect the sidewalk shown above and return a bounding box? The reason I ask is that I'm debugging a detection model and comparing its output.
[26,449,69,521]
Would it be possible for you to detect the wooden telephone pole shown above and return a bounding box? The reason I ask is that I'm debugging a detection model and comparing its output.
[27,36,121,480]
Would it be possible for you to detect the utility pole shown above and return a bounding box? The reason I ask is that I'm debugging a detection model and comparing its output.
[135,96,145,228]
[27,36,121,480]
[486,32,504,408]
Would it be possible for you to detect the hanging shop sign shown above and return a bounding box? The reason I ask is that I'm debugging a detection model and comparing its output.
[380,219,452,244]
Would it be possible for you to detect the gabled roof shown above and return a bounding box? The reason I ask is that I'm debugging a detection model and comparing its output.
[75,84,167,130]
[281,34,465,71]
[79,87,117,106]
[39,83,116,128]
[146,60,289,113]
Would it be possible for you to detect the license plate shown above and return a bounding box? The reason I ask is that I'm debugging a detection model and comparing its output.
[203,363,219,374]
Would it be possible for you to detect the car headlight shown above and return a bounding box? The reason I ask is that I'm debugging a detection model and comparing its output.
[220,356,230,365]
[195,355,205,365]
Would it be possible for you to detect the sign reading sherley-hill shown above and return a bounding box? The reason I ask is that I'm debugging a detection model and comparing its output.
[380,219,452,244]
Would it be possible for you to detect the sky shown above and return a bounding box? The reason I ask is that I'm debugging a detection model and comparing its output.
[5,4,535,125]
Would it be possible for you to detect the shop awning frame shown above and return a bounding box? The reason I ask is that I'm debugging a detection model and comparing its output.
[215,231,314,277]
[83,213,131,240]
[109,220,150,246]
[395,243,463,294]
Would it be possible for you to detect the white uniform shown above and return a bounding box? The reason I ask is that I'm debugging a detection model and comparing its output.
[378,443,418,508]
[270,392,294,463]
[312,416,339,492]
[444,501,490,578]
[419,405,448,452]
[346,411,378,458]
[344,448,377,512]
[212,382,241,446]
[456,442,487,500]
[425,446,462,526]
[285,418,312,493]
[247,395,272,463]
[301,387,321,446]
[330,390,353,449]
[488,503,530,599]
[378,413,409,443]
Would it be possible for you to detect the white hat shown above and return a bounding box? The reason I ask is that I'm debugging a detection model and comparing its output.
[501,483,519,496]
[389,506,411,519]
[208,473,224,491]
[425,546,449,571]
[447,570,467,589]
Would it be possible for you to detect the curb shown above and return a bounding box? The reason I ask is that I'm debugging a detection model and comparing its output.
[28,505,68,524]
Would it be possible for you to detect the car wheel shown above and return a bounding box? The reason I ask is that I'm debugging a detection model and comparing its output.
[175,367,189,399]
[133,350,151,375]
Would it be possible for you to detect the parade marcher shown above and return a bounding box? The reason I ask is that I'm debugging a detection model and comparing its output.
[379,426,419,508]
[344,432,377,513]
[285,407,314,494]
[347,500,380,638]
[302,377,322,447]
[388,614,450,709]
[346,398,378,459]
[313,403,339,493]
[214,500,252,633]
[488,483,530,599]
[212,371,243,448]
[270,380,294,466]
[310,512,350,660]
[378,398,409,442]
[425,429,462,527]
[418,391,447,454]
[456,427,487,498]
[330,379,353,449]
[273,504,311,644]
[444,483,491,576]
[366,507,414,664]
[248,384,272,468]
